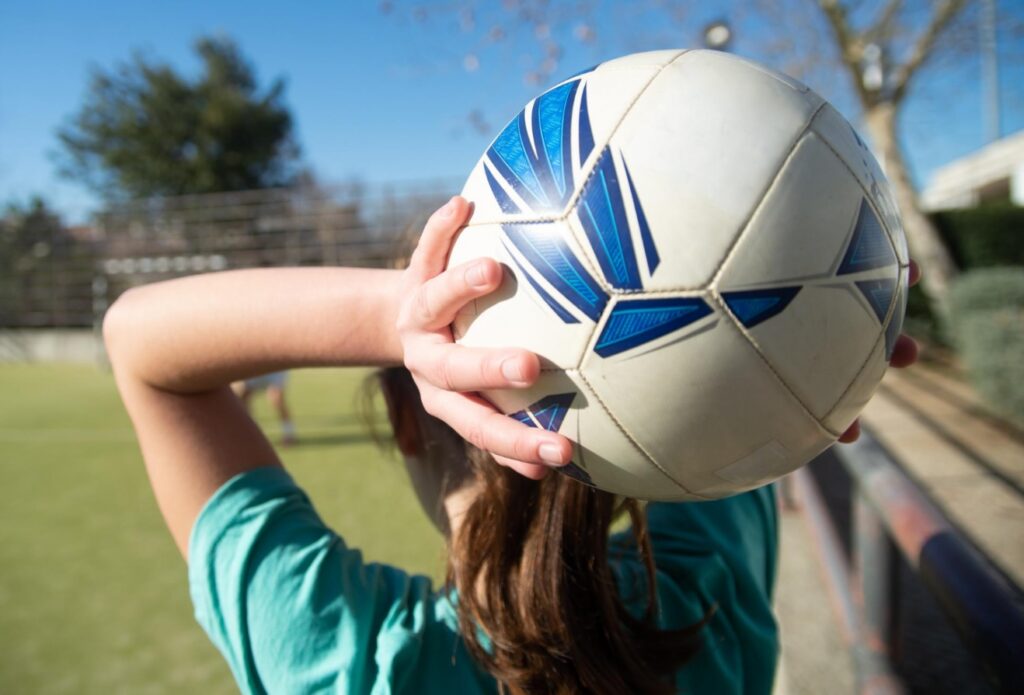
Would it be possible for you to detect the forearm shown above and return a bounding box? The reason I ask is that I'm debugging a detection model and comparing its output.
[104,267,404,393]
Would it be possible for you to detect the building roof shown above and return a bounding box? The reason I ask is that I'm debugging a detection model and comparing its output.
[921,129,1024,211]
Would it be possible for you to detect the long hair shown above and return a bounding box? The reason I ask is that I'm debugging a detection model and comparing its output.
[373,367,707,695]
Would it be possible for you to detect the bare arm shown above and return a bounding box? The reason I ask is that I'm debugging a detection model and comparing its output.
[105,267,405,393]
[104,267,405,557]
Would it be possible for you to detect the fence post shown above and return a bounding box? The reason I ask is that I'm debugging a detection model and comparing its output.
[854,490,902,678]
[91,272,108,367]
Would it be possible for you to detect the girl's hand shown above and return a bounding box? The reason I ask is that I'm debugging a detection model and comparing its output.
[838,259,922,443]
[395,196,573,480]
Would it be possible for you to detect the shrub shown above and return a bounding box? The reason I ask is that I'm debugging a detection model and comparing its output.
[903,282,945,345]
[932,204,1024,269]
[948,268,1024,423]
[905,204,1023,342]
[957,309,1024,424]
[946,267,1024,341]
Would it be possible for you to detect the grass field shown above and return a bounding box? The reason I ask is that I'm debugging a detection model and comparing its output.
[0,363,446,694]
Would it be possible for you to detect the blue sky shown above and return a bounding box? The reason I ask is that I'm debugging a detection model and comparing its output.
[1,1,1021,224]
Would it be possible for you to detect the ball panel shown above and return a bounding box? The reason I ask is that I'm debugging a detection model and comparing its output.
[822,339,887,434]
[449,222,596,370]
[592,49,686,72]
[565,149,662,291]
[577,64,664,171]
[738,57,815,95]
[461,64,661,226]
[461,159,516,224]
[608,50,824,290]
[724,283,883,421]
[811,104,909,265]
[579,308,830,498]
[588,294,714,359]
[483,370,693,500]
[715,133,866,288]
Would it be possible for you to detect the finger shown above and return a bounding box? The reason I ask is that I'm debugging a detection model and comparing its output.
[409,258,503,331]
[421,388,572,466]
[408,197,472,282]
[493,454,551,480]
[410,343,540,391]
[908,260,921,287]
[889,334,919,369]
[838,419,861,444]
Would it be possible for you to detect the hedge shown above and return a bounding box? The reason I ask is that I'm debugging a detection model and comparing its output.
[903,204,1024,343]
[947,266,1024,332]
[931,203,1024,269]
[948,268,1024,424]
[903,282,943,344]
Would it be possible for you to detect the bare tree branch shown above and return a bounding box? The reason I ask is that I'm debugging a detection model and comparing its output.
[816,0,872,104]
[889,0,967,102]
[864,0,904,44]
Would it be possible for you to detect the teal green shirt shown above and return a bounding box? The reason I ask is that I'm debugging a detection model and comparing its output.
[189,467,778,694]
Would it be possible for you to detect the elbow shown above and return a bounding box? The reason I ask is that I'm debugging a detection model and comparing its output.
[102,287,142,372]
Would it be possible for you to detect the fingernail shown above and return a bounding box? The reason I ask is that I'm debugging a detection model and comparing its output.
[539,442,565,466]
[501,356,525,383]
[467,262,490,288]
[439,197,457,217]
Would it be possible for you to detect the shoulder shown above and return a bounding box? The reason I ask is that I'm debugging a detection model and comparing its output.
[611,486,780,695]
[188,467,497,694]
[649,485,778,587]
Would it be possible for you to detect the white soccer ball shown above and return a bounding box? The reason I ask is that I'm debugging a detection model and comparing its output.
[449,49,909,501]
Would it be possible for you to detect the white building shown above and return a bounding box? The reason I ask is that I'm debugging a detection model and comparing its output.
[921,129,1024,211]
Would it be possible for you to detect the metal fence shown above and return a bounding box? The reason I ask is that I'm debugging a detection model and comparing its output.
[1,179,460,330]
[793,432,1024,694]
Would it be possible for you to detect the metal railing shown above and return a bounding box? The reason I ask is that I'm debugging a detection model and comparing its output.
[793,431,1024,694]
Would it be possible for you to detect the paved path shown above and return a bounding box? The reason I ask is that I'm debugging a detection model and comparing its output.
[774,499,855,695]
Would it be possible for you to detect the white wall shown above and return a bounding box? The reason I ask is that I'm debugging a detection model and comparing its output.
[0,329,106,364]
[1012,162,1024,206]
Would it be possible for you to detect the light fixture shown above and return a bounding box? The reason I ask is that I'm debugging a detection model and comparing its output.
[702,20,732,51]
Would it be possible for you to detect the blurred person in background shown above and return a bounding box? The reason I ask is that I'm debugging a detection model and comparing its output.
[233,371,297,446]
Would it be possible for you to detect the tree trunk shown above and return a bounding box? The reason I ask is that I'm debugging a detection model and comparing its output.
[863,102,959,314]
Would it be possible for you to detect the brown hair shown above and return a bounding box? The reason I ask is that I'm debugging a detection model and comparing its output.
[374,367,707,694]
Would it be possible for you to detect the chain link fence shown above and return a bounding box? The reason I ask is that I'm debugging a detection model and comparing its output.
[1,179,460,334]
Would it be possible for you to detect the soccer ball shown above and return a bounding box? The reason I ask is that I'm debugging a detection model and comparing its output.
[448,49,908,501]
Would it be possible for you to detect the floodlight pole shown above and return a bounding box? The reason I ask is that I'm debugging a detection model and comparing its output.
[980,0,1001,143]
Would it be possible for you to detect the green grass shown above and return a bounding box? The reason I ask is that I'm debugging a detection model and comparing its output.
[0,364,446,694]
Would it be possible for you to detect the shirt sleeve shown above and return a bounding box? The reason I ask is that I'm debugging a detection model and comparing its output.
[187,467,495,695]
[610,486,780,695]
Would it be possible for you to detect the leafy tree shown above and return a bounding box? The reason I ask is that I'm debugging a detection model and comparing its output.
[0,197,96,327]
[0,197,63,266]
[57,36,299,199]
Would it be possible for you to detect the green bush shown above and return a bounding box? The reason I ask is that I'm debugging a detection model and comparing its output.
[904,204,1023,342]
[948,268,1024,423]
[958,309,1024,423]
[903,282,945,345]
[946,267,1024,340]
[932,204,1024,269]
